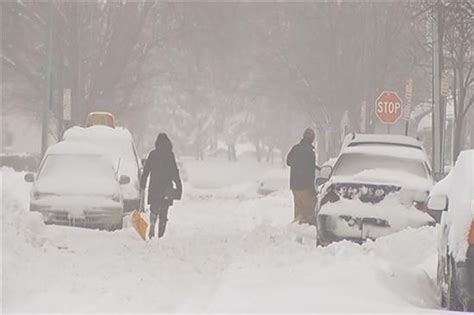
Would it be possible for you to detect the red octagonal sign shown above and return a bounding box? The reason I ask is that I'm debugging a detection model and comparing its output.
[375,91,403,124]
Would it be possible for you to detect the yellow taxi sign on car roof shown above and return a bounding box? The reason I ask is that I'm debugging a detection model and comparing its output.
[86,112,116,128]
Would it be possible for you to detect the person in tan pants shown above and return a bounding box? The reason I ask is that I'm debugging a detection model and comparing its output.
[286,128,318,225]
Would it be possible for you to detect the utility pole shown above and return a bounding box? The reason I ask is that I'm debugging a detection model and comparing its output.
[42,2,54,156]
[432,2,445,175]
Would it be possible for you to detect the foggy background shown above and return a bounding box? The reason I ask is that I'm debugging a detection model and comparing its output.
[2,1,473,165]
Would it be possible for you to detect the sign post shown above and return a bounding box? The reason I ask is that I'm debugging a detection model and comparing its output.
[360,101,367,133]
[63,88,72,121]
[404,79,413,135]
[375,91,403,131]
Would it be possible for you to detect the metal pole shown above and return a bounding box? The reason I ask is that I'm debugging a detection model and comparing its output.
[432,3,443,174]
[42,2,54,157]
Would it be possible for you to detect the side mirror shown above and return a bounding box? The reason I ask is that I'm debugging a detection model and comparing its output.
[426,195,448,211]
[119,175,131,185]
[434,172,447,182]
[315,165,332,186]
[24,173,35,183]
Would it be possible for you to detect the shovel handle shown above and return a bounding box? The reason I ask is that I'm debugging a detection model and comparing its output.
[139,189,146,213]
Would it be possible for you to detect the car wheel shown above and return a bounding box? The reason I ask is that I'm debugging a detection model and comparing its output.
[447,261,463,311]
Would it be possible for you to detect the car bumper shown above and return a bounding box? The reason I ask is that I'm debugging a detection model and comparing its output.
[30,204,122,228]
[455,246,474,309]
[123,198,140,214]
[317,212,435,244]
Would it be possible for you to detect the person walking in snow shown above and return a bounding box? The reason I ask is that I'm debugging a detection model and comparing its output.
[141,133,182,239]
[286,128,318,225]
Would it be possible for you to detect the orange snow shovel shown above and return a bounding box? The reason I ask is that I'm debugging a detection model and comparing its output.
[131,192,149,241]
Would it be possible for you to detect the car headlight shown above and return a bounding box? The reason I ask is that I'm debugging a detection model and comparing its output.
[31,189,40,200]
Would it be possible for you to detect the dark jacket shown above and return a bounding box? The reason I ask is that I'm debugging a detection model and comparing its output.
[286,140,316,191]
[140,138,182,206]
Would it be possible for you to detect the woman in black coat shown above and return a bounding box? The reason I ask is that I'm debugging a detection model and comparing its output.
[140,133,182,239]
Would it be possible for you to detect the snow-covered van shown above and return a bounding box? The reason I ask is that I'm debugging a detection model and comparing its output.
[63,125,143,214]
[316,134,435,246]
[25,141,130,230]
[427,150,474,312]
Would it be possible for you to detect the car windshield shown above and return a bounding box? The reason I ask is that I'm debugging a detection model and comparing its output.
[39,154,116,181]
[333,153,428,178]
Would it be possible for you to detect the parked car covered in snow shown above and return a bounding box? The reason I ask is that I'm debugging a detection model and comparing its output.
[25,141,130,230]
[63,125,142,214]
[427,150,474,312]
[316,134,435,246]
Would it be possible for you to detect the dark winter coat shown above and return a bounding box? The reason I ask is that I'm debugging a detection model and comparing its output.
[286,140,316,191]
[140,137,182,206]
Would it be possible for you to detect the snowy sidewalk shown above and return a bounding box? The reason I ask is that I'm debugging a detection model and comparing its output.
[1,162,444,313]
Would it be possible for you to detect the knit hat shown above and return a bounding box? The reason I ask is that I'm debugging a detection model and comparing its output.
[303,128,315,142]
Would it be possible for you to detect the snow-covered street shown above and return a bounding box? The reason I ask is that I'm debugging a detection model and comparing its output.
[2,159,445,313]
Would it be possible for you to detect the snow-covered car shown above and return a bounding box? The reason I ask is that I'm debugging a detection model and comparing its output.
[316,134,435,246]
[63,125,142,214]
[24,142,130,230]
[427,150,474,312]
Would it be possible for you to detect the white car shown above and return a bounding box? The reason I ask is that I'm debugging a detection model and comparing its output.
[316,134,435,245]
[427,150,474,312]
[25,141,129,230]
[63,125,142,214]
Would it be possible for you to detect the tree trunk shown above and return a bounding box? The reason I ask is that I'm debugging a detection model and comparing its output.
[453,117,464,163]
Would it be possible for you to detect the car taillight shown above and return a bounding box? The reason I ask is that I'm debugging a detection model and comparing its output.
[415,201,427,212]
[32,191,40,200]
[112,192,121,202]
[469,222,474,245]
[320,190,340,207]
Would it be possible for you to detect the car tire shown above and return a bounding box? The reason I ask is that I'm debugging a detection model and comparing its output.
[106,220,123,231]
[447,261,463,311]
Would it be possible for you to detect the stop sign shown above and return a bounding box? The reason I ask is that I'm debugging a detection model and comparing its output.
[375,91,403,124]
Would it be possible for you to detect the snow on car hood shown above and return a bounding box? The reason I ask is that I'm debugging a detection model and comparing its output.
[332,169,432,191]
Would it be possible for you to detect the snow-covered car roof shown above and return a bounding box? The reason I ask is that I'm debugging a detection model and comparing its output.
[341,144,429,162]
[45,141,106,156]
[342,133,423,150]
[63,125,133,142]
